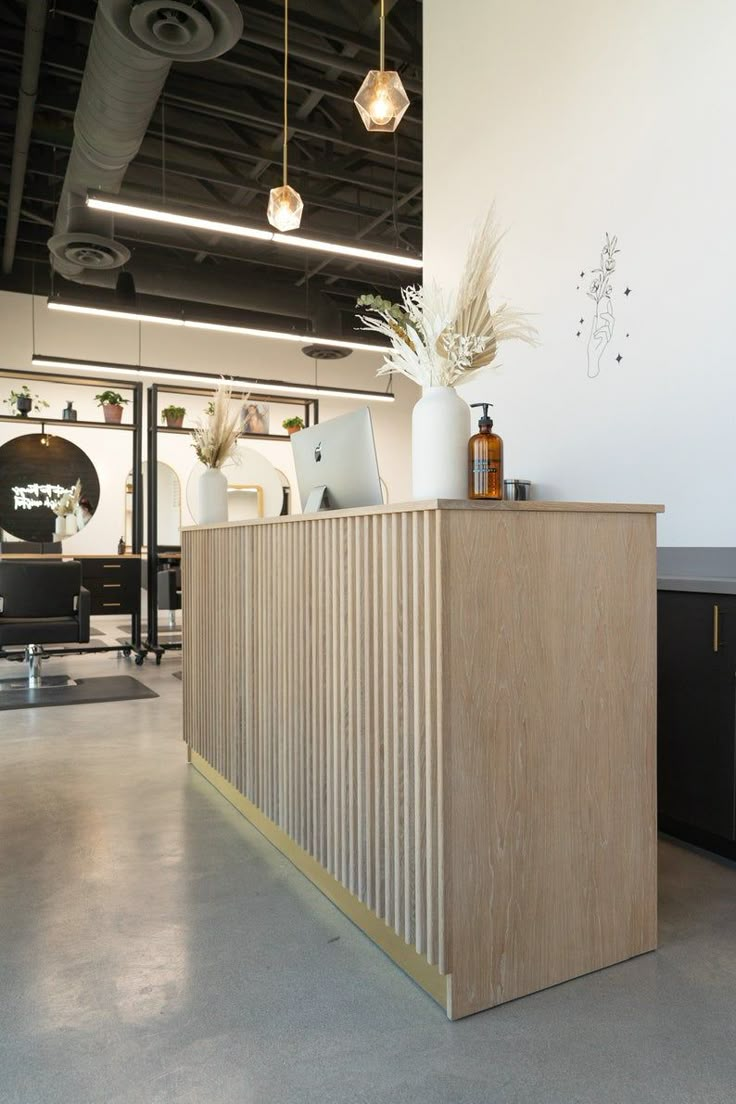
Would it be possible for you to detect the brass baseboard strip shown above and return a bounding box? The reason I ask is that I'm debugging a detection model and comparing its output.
[189,747,448,1010]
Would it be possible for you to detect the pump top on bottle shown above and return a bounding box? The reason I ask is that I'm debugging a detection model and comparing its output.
[468,402,503,499]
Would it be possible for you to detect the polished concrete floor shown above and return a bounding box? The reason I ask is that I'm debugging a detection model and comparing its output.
[2,645,736,1104]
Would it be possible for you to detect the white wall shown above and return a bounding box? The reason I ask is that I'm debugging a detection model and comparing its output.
[0,291,413,552]
[424,0,736,545]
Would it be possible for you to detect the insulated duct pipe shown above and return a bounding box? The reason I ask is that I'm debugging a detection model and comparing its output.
[48,0,243,278]
[2,0,48,275]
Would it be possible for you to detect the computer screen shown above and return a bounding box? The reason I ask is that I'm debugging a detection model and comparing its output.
[291,407,383,512]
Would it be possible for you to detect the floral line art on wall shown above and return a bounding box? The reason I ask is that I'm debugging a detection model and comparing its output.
[586,233,618,378]
[574,234,631,378]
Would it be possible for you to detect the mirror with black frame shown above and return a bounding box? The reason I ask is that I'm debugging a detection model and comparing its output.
[0,433,100,543]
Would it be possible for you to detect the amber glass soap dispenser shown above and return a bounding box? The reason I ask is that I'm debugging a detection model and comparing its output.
[468,403,503,499]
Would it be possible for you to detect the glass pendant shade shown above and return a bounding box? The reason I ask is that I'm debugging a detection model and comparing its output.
[354,70,410,132]
[267,185,303,232]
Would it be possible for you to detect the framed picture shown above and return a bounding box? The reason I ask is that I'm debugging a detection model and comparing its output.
[241,401,270,436]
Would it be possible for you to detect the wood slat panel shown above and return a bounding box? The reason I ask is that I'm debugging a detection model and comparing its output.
[183,509,445,972]
[183,501,658,1019]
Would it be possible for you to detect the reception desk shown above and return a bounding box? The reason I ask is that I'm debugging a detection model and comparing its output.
[182,500,661,1020]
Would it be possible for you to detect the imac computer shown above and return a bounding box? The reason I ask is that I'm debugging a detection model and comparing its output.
[291,407,383,513]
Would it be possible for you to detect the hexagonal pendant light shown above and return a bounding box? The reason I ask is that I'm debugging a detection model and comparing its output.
[354,0,410,133]
[267,0,303,231]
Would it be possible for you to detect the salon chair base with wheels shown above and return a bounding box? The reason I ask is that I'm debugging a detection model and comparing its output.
[0,561,90,691]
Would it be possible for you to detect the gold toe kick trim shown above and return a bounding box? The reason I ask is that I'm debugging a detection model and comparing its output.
[188,748,448,1010]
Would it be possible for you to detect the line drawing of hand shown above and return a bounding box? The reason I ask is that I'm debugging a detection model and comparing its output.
[587,295,615,378]
[585,233,619,378]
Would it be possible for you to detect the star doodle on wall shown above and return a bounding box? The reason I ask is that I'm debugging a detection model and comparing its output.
[624,287,631,296]
[616,353,623,363]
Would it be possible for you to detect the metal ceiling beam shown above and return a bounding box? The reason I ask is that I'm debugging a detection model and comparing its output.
[18,107,419,199]
[0,150,422,234]
[52,0,422,89]
[298,182,423,286]
[237,28,421,94]
[1,0,47,274]
[238,0,415,66]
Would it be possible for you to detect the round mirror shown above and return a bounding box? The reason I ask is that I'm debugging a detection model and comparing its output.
[0,433,100,542]
[186,445,284,521]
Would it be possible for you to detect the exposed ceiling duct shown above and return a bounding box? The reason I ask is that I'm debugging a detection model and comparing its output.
[47,0,243,279]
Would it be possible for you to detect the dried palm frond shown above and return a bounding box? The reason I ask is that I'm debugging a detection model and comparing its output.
[190,384,244,469]
[357,208,538,388]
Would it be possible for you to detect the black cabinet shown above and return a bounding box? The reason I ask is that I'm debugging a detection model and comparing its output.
[79,557,140,616]
[658,591,736,847]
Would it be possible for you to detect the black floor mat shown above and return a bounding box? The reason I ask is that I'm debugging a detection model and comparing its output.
[172,670,182,681]
[0,675,159,711]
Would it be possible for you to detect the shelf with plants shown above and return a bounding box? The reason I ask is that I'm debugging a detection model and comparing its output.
[0,414,135,431]
[158,424,292,442]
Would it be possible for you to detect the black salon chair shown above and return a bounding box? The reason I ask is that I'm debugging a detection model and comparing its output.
[0,561,90,690]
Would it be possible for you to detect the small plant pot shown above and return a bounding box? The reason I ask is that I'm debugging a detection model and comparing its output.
[164,414,185,429]
[285,425,302,435]
[103,403,124,424]
[16,395,32,417]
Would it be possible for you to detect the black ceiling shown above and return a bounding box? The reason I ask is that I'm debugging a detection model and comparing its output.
[0,0,422,333]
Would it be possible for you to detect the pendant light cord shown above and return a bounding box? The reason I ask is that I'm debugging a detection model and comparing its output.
[283,0,289,185]
[379,0,385,70]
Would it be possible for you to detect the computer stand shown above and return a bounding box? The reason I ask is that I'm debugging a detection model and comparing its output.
[303,485,331,513]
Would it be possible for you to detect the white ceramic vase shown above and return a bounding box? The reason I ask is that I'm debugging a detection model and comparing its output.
[54,515,65,539]
[64,514,78,537]
[411,385,470,500]
[198,466,229,524]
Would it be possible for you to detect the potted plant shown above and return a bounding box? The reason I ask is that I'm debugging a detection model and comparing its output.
[95,390,129,424]
[282,415,304,435]
[162,404,186,429]
[3,385,49,418]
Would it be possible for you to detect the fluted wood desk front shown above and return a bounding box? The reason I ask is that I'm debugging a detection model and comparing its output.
[182,500,661,1020]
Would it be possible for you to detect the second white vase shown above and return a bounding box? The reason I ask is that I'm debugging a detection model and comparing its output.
[411,386,470,500]
[198,467,229,524]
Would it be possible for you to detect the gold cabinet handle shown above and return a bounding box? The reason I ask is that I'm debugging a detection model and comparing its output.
[713,604,720,653]
[103,583,121,588]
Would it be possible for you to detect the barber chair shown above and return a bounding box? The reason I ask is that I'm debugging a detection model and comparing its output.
[0,561,90,689]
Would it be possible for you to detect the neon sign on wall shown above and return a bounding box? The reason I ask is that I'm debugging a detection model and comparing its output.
[12,483,74,511]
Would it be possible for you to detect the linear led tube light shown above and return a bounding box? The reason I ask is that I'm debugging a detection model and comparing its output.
[47,301,185,326]
[30,354,396,403]
[86,193,423,270]
[46,298,389,354]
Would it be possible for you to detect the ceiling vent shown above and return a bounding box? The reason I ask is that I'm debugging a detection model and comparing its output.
[301,344,352,361]
[113,0,243,61]
[48,232,130,272]
[48,0,243,278]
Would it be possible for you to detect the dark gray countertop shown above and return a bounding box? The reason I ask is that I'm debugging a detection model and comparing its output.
[658,576,736,595]
[657,548,736,594]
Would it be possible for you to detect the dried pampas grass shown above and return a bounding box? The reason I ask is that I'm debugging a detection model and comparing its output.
[190,384,244,469]
[358,208,538,388]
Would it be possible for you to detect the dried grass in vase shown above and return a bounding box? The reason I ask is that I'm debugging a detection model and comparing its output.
[190,384,244,469]
[357,209,538,388]
[51,479,81,518]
